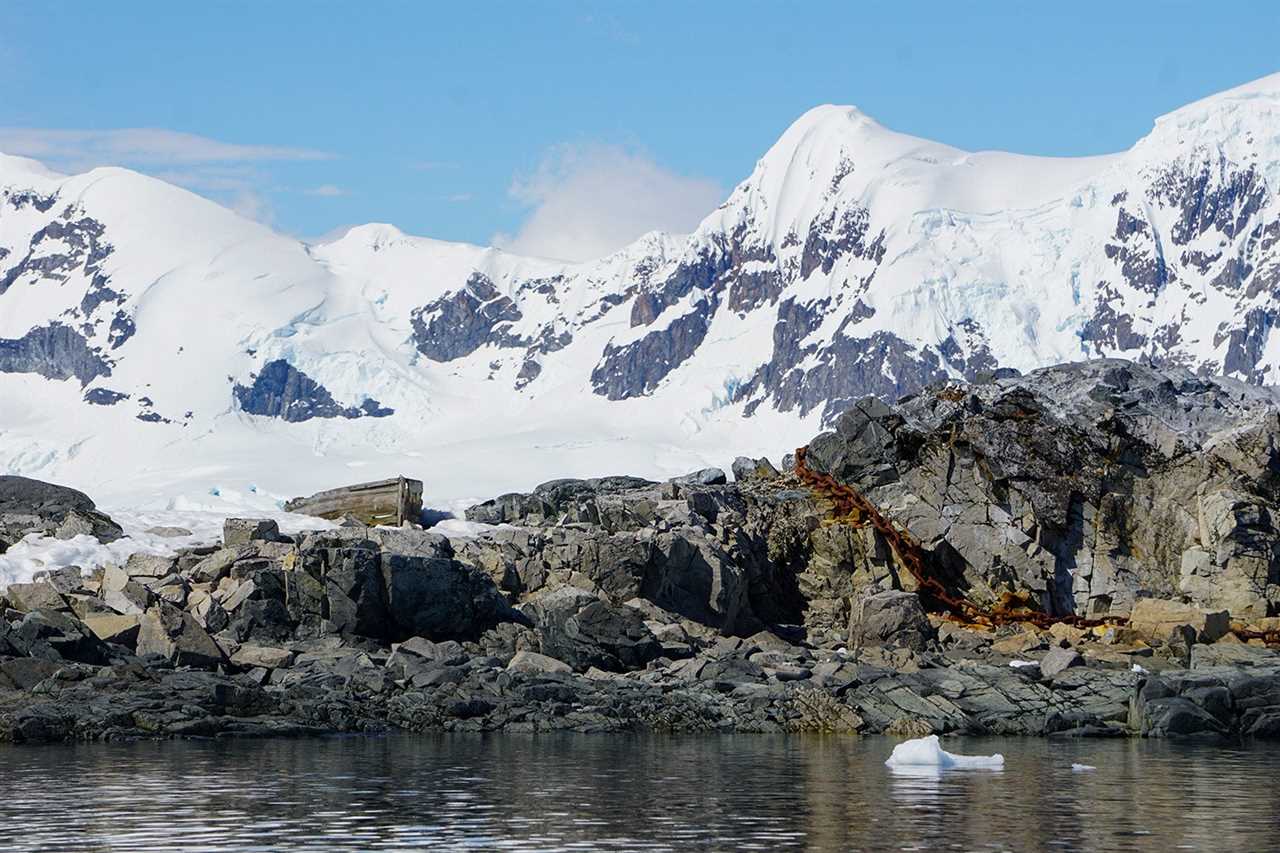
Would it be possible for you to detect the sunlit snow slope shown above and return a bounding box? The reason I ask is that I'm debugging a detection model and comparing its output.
[3,74,1280,512]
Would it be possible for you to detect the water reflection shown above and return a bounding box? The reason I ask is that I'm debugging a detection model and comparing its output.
[0,733,1276,852]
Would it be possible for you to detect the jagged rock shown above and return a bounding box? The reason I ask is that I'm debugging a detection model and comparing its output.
[32,566,85,594]
[137,603,227,668]
[1136,695,1229,739]
[0,475,122,550]
[223,518,282,547]
[4,582,67,613]
[848,590,934,651]
[1040,646,1085,679]
[149,575,190,607]
[731,456,780,482]
[102,580,154,616]
[524,587,662,672]
[230,645,294,669]
[187,590,230,634]
[187,547,244,584]
[381,545,508,641]
[1190,643,1280,669]
[1129,599,1231,645]
[6,609,109,663]
[234,359,393,422]
[0,658,61,691]
[82,613,141,647]
[507,650,572,674]
[464,476,657,528]
[804,361,1280,619]
[125,552,177,579]
[668,468,728,488]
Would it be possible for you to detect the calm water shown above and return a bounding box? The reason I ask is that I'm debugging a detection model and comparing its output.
[1,733,1277,852]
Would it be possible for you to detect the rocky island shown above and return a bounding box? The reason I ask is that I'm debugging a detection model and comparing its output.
[3,359,1280,744]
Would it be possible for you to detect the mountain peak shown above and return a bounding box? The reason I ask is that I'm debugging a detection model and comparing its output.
[1137,72,1280,164]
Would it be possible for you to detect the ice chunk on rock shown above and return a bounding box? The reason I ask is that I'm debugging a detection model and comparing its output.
[884,735,1004,770]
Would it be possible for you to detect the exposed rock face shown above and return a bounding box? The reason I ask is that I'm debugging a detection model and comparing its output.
[0,475,123,552]
[804,360,1280,619]
[410,273,527,361]
[521,587,662,672]
[234,359,393,422]
[0,323,111,385]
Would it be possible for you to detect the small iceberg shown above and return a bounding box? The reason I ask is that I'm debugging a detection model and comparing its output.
[885,735,1004,770]
[1071,763,1096,772]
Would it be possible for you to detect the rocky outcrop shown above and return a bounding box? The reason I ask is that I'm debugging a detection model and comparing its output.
[0,323,111,386]
[804,360,1280,620]
[410,273,527,362]
[234,359,393,422]
[0,475,122,552]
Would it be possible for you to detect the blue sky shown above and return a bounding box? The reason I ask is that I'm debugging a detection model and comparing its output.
[2,2,1277,259]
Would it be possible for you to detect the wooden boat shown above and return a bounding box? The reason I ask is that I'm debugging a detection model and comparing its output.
[284,476,423,526]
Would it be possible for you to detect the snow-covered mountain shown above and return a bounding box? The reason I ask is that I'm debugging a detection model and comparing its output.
[4,74,1280,511]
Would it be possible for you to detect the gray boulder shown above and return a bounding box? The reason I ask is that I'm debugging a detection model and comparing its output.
[1039,646,1085,679]
[223,518,282,547]
[5,609,110,663]
[507,650,572,674]
[731,456,780,482]
[0,475,122,551]
[524,587,662,672]
[668,467,728,488]
[4,582,68,613]
[848,590,934,651]
[137,602,227,668]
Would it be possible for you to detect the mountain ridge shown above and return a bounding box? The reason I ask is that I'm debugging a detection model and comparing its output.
[2,74,1280,508]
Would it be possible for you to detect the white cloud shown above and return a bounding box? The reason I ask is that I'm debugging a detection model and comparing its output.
[0,127,331,170]
[228,190,275,226]
[0,127,334,228]
[304,184,348,197]
[492,144,723,263]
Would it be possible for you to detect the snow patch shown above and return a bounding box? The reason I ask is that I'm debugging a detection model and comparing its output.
[0,507,335,590]
[427,518,505,539]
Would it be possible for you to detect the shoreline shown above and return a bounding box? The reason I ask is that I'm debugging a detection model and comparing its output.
[3,611,1278,744]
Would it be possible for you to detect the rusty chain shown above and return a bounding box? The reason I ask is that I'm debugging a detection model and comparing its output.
[793,445,1126,631]
[794,439,1280,646]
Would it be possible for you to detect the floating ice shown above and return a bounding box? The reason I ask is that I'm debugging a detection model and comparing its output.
[884,735,1005,770]
[1071,763,1097,772]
